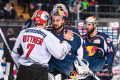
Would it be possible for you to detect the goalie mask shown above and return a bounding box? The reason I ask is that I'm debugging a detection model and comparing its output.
[51,3,68,19]
[35,11,50,28]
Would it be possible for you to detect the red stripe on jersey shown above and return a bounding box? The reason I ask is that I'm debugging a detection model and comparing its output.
[73,32,83,39]
[87,33,97,41]
[59,41,61,44]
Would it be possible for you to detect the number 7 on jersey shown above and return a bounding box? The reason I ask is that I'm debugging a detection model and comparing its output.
[26,44,35,57]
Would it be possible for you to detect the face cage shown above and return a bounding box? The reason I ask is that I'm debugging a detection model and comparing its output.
[53,4,68,14]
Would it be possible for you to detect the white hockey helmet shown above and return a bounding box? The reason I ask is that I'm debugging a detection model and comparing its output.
[84,16,98,25]
[51,3,68,19]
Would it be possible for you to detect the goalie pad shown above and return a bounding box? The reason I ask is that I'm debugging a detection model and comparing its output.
[48,73,62,80]
[48,73,55,80]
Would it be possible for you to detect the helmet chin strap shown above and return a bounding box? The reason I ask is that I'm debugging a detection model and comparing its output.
[43,23,49,29]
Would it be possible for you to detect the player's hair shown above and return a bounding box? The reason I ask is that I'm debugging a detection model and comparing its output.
[51,13,64,20]
[7,28,14,35]
[6,3,11,6]
[36,24,44,26]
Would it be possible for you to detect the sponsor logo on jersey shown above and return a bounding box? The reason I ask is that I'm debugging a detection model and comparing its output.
[107,38,111,43]
[70,37,74,41]
[86,46,98,56]
[69,71,77,78]
[93,38,100,44]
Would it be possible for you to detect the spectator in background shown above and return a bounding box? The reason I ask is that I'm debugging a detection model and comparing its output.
[29,3,36,17]
[22,0,30,13]
[89,0,98,6]
[18,15,24,21]
[69,0,75,4]
[69,0,83,19]
[41,0,53,14]
[89,0,98,12]
[82,0,89,12]
[3,28,17,80]
[81,0,90,20]
[3,3,16,20]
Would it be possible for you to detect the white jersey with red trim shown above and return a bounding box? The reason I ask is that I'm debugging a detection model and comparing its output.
[82,32,115,71]
[11,27,71,67]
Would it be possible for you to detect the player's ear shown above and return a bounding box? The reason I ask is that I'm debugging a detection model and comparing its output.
[62,19,65,24]
[94,24,96,28]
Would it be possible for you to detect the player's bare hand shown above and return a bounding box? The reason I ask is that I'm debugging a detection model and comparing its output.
[63,30,73,41]
[3,57,6,62]
[31,9,40,20]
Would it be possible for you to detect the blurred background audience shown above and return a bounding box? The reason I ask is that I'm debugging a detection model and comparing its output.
[0,0,120,21]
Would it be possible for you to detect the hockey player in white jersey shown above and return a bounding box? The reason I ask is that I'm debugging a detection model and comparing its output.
[11,11,73,80]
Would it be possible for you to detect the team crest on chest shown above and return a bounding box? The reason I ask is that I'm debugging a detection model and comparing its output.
[93,38,100,44]
[106,38,111,43]
[70,37,74,41]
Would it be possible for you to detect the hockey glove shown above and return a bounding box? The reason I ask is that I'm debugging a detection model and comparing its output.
[17,44,23,55]
[101,64,113,80]
[96,47,105,58]
[102,64,111,73]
